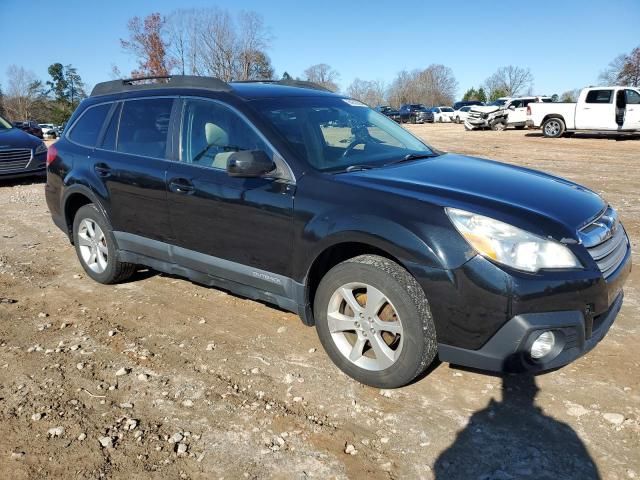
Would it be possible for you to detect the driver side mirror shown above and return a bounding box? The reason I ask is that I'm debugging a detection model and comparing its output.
[226,150,276,178]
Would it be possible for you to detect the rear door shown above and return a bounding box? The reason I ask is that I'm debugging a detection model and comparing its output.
[623,89,640,130]
[166,97,295,284]
[575,89,617,129]
[92,97,175,245]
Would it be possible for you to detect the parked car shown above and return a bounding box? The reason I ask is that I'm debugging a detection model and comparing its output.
[39,123,58,139]
[13,120,44,139]
[453,100,484,110]
[0,114,48,179]
[374,106,401,122]
[46,75,630,388]
[465,96,552,131]
[527,86,640,137]
[431,106,455,123]
[399,104,433,124]
[453,106,472,124]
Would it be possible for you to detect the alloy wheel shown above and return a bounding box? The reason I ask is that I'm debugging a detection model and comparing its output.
[77,218,109,273]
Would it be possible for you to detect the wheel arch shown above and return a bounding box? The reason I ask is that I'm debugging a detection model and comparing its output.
[62,185,110,242]
[541,113,566,125]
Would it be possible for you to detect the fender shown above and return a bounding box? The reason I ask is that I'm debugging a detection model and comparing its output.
[61,181,112,230]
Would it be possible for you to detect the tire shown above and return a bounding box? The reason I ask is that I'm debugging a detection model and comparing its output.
[455,116,460,124]
[490,119,507,131]
[72,204,136,284]
[514,125,525,130]
[410,116,416,124]
[314,254,437,388]
[542,117,565,138]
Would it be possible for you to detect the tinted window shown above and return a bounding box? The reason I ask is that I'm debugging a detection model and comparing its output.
[585,90,613,104]
[100,103,121,150]
[180,99,271,170]
[626,89,640,105]
[117,98,173,158]
[68,103,111,147]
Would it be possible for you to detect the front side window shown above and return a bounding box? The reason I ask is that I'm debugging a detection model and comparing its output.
[180,99,271,170]
[253,96,434,172]
[585,90,613,104]
[117,98,173,158]
[68,103,111,147]
[625,89,640,105]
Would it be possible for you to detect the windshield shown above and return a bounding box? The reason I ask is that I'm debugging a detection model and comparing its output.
[0,115,13,130]
[441,107,454,112]
[489,99,507,107]
[252,96,434,172]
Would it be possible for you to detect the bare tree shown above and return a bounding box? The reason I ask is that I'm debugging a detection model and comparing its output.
[484,66,534,98]
[4,65,41,120]
[121,12,175,78]
[346,78,385,106]
[386,65,458,107]
[620,47,640,87]
[598,54,628,85]
[236,11,273,80]
[303,64,340,91]
[560,89,581,102]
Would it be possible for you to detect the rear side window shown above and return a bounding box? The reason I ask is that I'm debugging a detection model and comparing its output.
[117,98,174,159]
[585,90,613,104]
[68,103,111,147]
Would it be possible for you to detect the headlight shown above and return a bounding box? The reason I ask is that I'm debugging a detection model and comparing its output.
[34,142,48,155]
[446,208,581,272]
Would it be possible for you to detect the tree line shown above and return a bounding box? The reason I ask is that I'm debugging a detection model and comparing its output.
[1,4,637,123]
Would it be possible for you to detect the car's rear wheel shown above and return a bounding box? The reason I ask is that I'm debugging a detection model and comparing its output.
[314,255,437,388]
[455,116,460,124]
[73,204,136,284]
[542,117,565,138]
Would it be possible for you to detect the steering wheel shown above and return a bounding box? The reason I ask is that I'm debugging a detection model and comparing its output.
[341,139,366,158]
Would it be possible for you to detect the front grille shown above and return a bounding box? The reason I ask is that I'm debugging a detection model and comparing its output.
[0,148,32,172]
[580,207,629,277]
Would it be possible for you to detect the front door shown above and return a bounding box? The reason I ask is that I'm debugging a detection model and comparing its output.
[623,89,640,130]
[575,89,617,130]
[166,98,295,290]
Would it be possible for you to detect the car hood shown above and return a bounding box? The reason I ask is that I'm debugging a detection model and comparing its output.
[0,127,40,149]
[344,153,605,237]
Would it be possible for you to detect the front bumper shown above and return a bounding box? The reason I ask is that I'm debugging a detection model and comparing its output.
[409,236,631,374]
[438,292,624,372]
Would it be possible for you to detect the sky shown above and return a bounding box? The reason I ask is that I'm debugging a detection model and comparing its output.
[1,0,638,99]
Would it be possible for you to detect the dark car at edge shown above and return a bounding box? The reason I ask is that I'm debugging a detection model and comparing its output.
[0,114,48,179]
[374,105,401,122]
[399,104,434,124]
[45,76,631,388]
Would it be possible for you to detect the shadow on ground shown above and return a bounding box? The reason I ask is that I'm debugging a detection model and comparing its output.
[434,374,600,480]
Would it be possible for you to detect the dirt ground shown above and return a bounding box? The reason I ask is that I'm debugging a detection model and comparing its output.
[0,124,638,480]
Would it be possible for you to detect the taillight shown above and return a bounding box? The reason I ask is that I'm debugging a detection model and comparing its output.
[526,105,531,116]
[46,144,58,166]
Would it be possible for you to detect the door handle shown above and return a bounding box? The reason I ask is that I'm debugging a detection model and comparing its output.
[94,163,111,177]
[169,178,195,194]
[582,107,591,110]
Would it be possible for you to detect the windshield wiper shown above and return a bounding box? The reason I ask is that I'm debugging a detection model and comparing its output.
[385,153,436,166]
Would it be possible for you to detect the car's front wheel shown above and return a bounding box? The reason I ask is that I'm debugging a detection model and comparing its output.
[314,255,438,388]
[73,204,136,284]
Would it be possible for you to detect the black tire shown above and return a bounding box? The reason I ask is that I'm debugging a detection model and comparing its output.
[455,116,460,124]
[72,204,136,284]
[542,117,565,138]
[410,115,416,124]
[314,254,437,388]
[490,119,507,131]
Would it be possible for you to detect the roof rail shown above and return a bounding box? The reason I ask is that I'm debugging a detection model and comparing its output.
[90,75,233,97]
[231,79,331,92]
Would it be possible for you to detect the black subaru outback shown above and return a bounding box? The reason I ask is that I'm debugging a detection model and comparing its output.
[45,76,631,388]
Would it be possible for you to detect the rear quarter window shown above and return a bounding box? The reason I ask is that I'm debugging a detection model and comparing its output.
[68,103,112,147]
[585,90,613,104]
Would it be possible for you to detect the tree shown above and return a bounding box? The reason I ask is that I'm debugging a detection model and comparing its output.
[346,78,385,106]
[598,47,640,86]
[0,84,5,117]
[462,88,477,101]
[560,89,580,102]
[303,64,340,91]
[386,65,457,107]
[484,66,534,98]
[281,71,292,81]
[121,12,174,78]
[489,88,508,102]
[4,65,41,120]
[551,94,559,102]
[477,87,487,103]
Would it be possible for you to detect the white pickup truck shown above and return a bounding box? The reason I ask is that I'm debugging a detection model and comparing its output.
[527,86,640,137]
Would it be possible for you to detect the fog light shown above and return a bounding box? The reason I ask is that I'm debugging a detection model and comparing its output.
[530,331,556,359]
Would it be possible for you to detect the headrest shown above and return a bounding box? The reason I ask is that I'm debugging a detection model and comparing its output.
[205,122,229,146]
